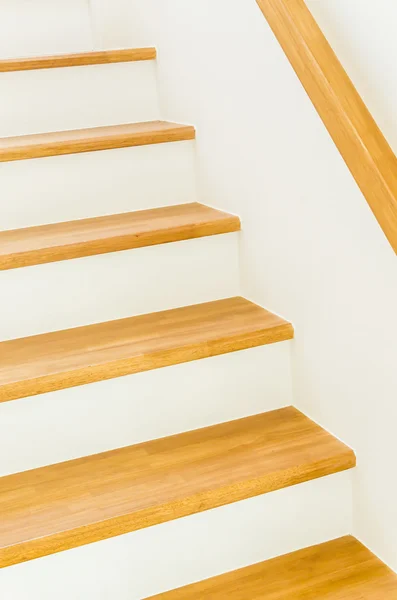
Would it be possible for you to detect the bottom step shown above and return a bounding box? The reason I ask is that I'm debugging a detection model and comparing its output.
[148,536,397,598]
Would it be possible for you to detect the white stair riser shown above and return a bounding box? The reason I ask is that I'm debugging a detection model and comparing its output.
[0,62,160,137]
[0,233,239,341]
[0,342,292,475]
[0,141,198,230]
[0,0,92,59]
[0,471,352,599]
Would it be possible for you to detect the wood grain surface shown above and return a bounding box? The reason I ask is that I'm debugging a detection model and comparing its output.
[0,203,241,270]
[0,48,156,72]
[257,0,397,254]
[147,536,397,599]
[0,407,355,567]
[0,297,293,403]
[0,121,195,162]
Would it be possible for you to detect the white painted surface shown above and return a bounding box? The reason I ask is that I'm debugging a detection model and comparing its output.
[0,0,93,59]
[0,61,160,137]
[112,0,397,570]
[0,341,292,475]
[0,233,239,340]
[0,471,352,599]
[0,141,198,230]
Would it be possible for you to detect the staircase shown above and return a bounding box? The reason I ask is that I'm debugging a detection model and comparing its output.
[0,15,396,600]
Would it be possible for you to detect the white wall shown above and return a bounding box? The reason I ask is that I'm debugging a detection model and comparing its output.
[0,0,93,58]
[95,0,397,569]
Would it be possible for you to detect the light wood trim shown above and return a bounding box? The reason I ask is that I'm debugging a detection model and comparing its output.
[0,48,156,72]
[256,0,397,254]
[0,407,355,567]
[0,121,195,162]
[0,203,241,270]
[147,536,397,598]
[0,297,293,403]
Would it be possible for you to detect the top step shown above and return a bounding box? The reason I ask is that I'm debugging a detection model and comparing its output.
[146,536,397,599]
[0,48,157,72]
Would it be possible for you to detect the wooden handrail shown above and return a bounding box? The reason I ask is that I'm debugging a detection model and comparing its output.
[257,0,397,254]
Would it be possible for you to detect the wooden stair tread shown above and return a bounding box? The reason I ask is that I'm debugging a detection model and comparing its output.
[0,297,293,403]
[0,48,156,72]
[0,407,355,567]
[146,536,396,599]
[0,120,195,162]
[0,203,241,270]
